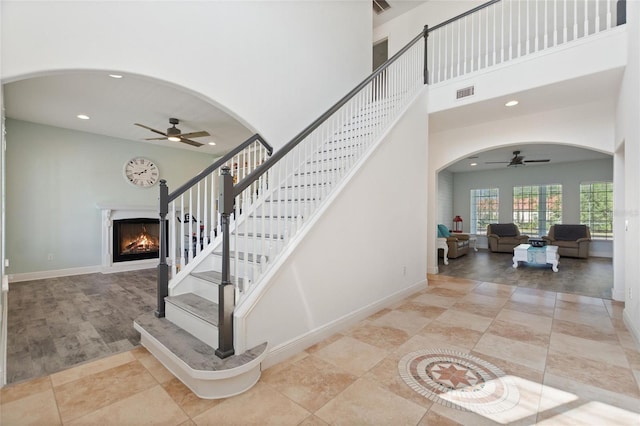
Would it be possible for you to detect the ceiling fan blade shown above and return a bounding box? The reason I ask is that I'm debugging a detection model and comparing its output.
[144,137,168,141]
[177,131,210,139]
[485,161,510,164]
[178,138,204,147]
[134,123,168,137]
[524,159,550,163]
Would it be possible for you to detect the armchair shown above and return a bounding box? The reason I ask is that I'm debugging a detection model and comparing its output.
[543,224,591,258]
[437,224,470,259]
[487,223,529,253]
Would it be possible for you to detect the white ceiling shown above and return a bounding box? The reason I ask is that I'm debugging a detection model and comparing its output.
[4,72,253,156]
[373,0,426,27]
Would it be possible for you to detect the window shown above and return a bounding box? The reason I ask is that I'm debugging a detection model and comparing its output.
[512,185,562,236]
[580,181,613,239]
[470,188,499,234]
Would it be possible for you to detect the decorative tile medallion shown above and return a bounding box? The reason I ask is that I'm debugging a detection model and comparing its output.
[398,349,519,413]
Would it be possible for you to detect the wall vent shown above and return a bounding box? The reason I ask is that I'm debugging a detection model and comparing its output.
[373,0,391,14]
[456,86,475,99]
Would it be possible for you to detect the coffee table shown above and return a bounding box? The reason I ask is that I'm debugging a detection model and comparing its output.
[513,244,559,272]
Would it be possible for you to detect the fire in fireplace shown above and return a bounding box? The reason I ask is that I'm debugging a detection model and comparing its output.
[113,218,161,262]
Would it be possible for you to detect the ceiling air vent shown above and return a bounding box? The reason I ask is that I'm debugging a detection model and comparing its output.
[373,0,391,14]
[456,86,475,99]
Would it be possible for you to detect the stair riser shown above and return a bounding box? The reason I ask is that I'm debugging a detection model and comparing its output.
[172,276,219,305]
[208,255,261,282]
[230,237,284,255]
[165,302,219,349]
[260,201,314,216]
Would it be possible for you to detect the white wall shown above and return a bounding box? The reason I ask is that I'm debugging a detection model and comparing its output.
[5,119,217,276]
[236,90,429,362]
[437,169,453,224]
[373,1,484,53]
[616,1,640,343]
[2,1,371,150]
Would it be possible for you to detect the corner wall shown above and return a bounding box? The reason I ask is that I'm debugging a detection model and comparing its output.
[236,90,429,363]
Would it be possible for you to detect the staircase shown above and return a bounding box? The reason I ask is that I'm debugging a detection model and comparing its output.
[131,21,428,397]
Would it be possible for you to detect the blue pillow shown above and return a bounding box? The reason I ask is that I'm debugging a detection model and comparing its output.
[437,224,450,238]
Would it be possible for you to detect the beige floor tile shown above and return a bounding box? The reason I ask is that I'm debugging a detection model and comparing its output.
[347,322,411,350]
[50,351,136,387]
[315,377,426,426]
[452,293,507,318]
[545,353,640,398]
[0,388,61,426]
[618,328,640,350]
[433,309,493,332]
[629,348,640,372]
[0,376,52,405]
[418,321,484,350]
[426,401,506,426]
[549,331,630,368]
[473,333,547,372]
[313,335,387,376]
[540,372,640,423]
[304,334,342,355]
[298,414,330,426]
[412,292,459,309]
[392,334,470,362]
[603,299,625,319]
[395,300,447,319]
[425,287,469,298]
[552,317,618,343]
[473,281,517,298]
[502,300,555,318]
[417,409,463,425]
[496,308,553,332]
[261,351,309,379]
[193,382,309,425]
[486,319,550,346]
[553,305,612,328]
[364,356,434,409]
[555,298,609,316]
[67,385,188,426]
[261,355,358,412]
[556,292,606,306]
[136,349,177,384]
[162,377,222,418]
[370,309,433,336]
[53,360,158,423]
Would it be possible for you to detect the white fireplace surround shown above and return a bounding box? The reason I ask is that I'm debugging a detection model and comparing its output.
[98,204,159,273]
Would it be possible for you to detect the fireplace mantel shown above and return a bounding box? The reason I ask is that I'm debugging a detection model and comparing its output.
[97,204,159,273]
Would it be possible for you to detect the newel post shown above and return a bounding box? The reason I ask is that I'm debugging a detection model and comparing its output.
[156,179,169,318]
[216,166,235,359]
[423,25,429,85]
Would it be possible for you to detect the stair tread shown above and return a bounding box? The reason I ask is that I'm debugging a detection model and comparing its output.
[166,293,218,326]
[213,251,267,263]
[191,270,244,285]
[134,312,267,372]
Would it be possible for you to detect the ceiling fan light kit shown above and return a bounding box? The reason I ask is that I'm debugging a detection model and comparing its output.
[134,117,210,147]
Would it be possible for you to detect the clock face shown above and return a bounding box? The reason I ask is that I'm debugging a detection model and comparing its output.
[124,157,159,188]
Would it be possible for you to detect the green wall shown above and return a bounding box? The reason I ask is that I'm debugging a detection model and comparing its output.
[5,119,217,275]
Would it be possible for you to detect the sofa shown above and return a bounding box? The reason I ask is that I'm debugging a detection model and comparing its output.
[487,223,529,253]
[543,224,591,258]
[437,224,470,259]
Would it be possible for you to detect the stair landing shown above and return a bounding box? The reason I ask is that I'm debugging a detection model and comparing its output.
[134,312,268,399]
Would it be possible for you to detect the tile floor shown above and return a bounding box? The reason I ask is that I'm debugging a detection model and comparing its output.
[2,274,639,425]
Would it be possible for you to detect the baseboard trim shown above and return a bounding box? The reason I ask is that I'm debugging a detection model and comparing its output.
[8,265,102,283]
[623,308,640,350]
[261,279,427,370]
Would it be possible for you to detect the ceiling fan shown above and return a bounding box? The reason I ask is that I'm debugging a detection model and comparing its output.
[485,150,550,167]
[134,118,210,147]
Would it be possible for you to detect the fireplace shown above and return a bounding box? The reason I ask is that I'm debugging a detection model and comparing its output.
[112,218,161,263]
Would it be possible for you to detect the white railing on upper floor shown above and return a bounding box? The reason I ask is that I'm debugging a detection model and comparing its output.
[427,0,623,84]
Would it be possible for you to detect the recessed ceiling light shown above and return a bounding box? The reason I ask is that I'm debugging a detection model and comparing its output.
[77,114,90,120]
[470,162,478,166]
[108,74,123,79]
[208,142,216,146]
[505,100,519,107]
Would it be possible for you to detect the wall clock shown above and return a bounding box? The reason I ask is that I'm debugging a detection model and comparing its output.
[124,157,159,188]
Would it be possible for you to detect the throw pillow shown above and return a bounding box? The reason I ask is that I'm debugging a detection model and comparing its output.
[437,224,451,238]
